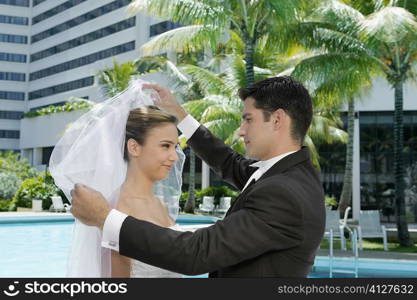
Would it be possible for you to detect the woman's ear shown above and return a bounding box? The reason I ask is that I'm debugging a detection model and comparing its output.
[127,138,141,158]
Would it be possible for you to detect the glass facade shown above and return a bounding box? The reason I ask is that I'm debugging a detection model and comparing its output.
[30,41,135,81]
[0,15,29,25]
[0,33,27,44]
[0,52,26,62]
[319,111,417,223]
[0,91,25,100]
[150,21,182,37]
[33,0,47,6]
[0,0,29,7]
[31,0,131,43]
[30,17,136,62]
[0,110,23,119]
[32,0,88,25]
[0,130,19,139]
[0,72,26,81]
[29,76,94,100]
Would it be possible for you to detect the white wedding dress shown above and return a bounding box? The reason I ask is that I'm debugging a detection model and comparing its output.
[129,224,184,278]
[107,188,184,278]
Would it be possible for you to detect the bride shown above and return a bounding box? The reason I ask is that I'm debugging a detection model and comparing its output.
[49,79,185,277]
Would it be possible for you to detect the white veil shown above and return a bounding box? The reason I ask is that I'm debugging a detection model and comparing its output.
[49,79,185,277]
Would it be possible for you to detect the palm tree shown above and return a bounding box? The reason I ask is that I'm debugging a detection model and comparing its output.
[97,60,136,97]
[128,0,311,85]
[181,50,348,167]
[290,0,417,246]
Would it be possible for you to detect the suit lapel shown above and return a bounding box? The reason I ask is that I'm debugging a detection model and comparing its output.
[225,179,257,217]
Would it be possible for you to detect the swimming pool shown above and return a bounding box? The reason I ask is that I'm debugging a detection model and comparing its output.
[0,215,217,277]
[1,216,416,278]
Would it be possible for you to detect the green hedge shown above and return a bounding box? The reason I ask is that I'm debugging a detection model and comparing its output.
[9,172,59,211]
[0,172,22,200]
[180,185,239,209]
[0,150,39,180]
[23,99,93,118]
[0,199,11,212]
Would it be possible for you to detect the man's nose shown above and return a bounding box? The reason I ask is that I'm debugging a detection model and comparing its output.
[238,123,246,137]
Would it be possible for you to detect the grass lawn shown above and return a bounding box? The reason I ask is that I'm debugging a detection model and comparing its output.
[320,238,417,253]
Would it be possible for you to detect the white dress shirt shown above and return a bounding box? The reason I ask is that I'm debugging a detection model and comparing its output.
[102,114,297,252]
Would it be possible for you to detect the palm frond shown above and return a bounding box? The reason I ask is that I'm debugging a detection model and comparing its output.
[180,64,231,95]
[141,25,223,55]
[359,6,417,44]
[128,0,228,28]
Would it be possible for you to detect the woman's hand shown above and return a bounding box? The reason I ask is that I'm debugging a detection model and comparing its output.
[142,83,188,121]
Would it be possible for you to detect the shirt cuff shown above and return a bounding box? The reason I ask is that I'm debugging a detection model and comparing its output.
[101,209,128,252]
[177,114,200,139]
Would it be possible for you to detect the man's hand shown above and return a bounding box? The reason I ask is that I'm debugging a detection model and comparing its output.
[70,184,111,230]
[142,83,188,121]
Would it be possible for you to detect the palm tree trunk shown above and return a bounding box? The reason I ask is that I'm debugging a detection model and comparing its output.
[393,80,413,246]
[243,32,255,86]
[339,98,355,213]
[184,149,196,213]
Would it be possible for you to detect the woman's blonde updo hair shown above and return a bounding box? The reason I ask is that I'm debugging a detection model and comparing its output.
[124,105,178,161]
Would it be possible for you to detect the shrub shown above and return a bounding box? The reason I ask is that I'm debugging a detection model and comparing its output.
[196,186,239,205]
[23,98,94,118]
[0,150,39,180]
[325,195,338,208]
[0,199,11,212]
[9,172,59,211]
[0,172,22,200]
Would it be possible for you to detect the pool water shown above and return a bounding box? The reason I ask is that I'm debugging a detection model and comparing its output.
[0,216,216,278]
[1,219,417,278]
[311,256,417,278]
[0,222,73,277]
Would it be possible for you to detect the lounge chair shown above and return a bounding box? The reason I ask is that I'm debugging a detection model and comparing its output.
[323,207,349,250]
[51,196,71,212]
[215,197,231,217]
[198,196,215,215]
[358,210,388,251]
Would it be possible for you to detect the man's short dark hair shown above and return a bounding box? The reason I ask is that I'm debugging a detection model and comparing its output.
[238,76,313,144]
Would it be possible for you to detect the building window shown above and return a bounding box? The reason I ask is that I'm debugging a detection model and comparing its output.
[0,72,26,81]
[0,33,28,44]
[32,0,88,25]
[0,0,29,7]
[0,52,27,63]
[30,41,135,81]
[33,0,47,6]
[30,17,136,62]
[42,146,54,165]
[0,110,23,119]
[29,76,94,100]
[0,91,25,100]
[31,0,131,43]
[0,15,29,25]
[150,21,182,37]
[0,130,20,139]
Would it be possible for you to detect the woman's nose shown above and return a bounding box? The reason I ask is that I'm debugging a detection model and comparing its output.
[170,149,179,162]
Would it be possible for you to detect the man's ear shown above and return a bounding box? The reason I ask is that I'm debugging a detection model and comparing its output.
[127,138,141,158]
[272,109,285,130]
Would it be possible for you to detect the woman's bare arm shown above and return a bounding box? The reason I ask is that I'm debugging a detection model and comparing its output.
[111,250,131,277]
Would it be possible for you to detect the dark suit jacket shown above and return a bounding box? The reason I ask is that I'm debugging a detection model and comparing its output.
[119,125,325,277]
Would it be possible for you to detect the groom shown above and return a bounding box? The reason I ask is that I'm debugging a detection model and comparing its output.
[71,76,325,277]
